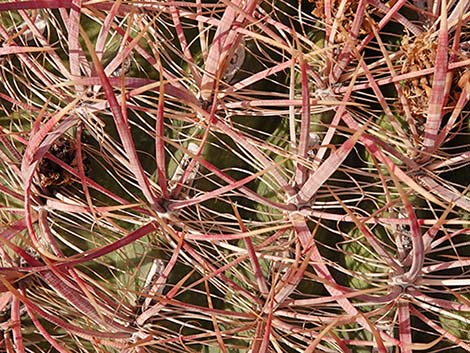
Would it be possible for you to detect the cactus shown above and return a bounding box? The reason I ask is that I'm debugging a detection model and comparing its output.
[0,1,469,352]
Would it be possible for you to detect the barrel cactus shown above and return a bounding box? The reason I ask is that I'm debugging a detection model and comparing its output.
[0,1,469,352]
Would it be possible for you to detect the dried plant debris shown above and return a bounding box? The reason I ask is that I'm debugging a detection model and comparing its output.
[36,136,87,193]
[399,31,437,125]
